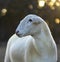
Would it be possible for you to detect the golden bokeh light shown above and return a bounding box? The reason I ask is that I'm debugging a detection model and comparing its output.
[38,0,45,8]
[28,4,33,9]
[48,2,54,7]
[55,2,60,7]
[38,0,60,9]
[55,18,60,24]
[50,6,55,10]
[58,0,60,2]
[51,0,56,3]
[1,8,7,16]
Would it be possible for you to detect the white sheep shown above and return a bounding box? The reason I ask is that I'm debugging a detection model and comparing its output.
[4,14,57,62]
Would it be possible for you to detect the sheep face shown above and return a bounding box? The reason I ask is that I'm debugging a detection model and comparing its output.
[16,14,43,37]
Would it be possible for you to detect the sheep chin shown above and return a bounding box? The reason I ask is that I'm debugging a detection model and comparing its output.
[15,33,22,37]
[15,33,30,38]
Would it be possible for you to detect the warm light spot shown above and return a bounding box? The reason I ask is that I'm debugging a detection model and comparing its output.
[58,0,60,2]
[48,2,54,6]
[1,9,7,14]
[50,6,55,10]
[38,0,45,8]
[48,1,55,10]
[55,18,60,24]
[55,2,60,6]
[51,0,56,3]
[1,8,7,16]
[28,4,33,9]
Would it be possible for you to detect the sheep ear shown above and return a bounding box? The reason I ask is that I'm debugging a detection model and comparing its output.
[33,21,41,25]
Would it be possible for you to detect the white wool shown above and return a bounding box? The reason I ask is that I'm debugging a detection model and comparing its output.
[4,34,19,62]
[4,14,57,62]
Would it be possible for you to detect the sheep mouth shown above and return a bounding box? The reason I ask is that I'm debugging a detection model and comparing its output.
[15,33,20,37]
[15,32,32,38]
[15,33,27,37]
[15,32,22,37]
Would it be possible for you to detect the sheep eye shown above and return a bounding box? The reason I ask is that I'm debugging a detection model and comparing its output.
[29,19,32,22]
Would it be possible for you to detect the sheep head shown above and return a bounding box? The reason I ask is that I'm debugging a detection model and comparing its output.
[15,14,44,37]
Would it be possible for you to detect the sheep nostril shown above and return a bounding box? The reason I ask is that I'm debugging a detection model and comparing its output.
[15,31,23,37]
[15,31,19,35]
[15,31,22,37]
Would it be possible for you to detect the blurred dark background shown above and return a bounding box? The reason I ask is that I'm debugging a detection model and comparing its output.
[0,0,60,62]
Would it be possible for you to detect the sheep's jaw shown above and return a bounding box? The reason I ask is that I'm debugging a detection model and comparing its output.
[15,32,31,37]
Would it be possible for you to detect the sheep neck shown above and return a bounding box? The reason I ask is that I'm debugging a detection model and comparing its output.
[32,22,55,53]
[34,21,54,42]
[31,23,55,58]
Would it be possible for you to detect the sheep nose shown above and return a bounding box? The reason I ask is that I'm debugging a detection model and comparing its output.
[16,30,19,34]
[15,31,20,36]
[15,31,22,37]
